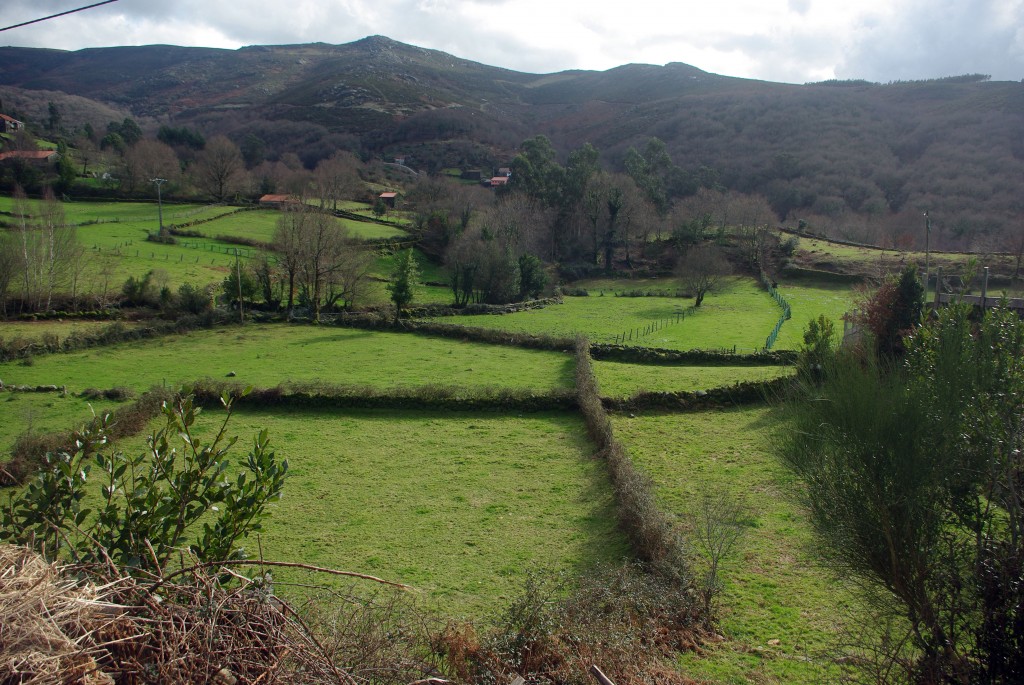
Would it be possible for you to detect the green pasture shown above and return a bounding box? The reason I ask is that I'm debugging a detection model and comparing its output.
[338,200,415,227]
[188,209,409,243]
[614,407,857,684]
[0,319,130,343]
[773,280,856,349]
[593,362,794,398]
[366,250,452,305]
[571,276,684,295]
[0,196,437,307]
[114,406,629,616]
[0,392,119,456]
[428,277,785,351]
[0,324,574,397]
[788,232,1019,283]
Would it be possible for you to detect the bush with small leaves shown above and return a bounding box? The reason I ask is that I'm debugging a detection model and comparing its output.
[1,390,287,573]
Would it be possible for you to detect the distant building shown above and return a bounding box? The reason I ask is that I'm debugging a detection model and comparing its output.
[394,156,406,166]
[497,167,512,177]
[0,150,58,165]
[0,114,24,134]
[461,169,482,181]
[488,176,510,188]
[379,191,399,208]
[258,194,297,208]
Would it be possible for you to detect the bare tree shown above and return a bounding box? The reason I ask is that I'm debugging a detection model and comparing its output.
[692,490,748,617]
[273,204,370,319]
[11,188,80,312]
[122,140,180,193]
[325,246,374,311]
[272,203,309,314]
[193,135,245,201]
[297,212,350,321]
[677,244,731,307]
[313,151,361,210]
[0,230,18,317]
[73,136,99,177]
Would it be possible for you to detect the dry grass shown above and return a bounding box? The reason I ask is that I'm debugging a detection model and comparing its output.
[0,545,440,685]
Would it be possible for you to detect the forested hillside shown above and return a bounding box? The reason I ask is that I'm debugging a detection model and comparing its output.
[1,36,1022,251]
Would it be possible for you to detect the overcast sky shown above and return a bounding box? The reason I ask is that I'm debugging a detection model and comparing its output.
[2,0,1023,84]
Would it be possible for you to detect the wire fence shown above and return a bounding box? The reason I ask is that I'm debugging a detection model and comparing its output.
[612,305,697,344]
[760,268,792,350]
[89,239,253,265]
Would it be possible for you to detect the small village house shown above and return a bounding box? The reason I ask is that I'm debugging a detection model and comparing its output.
[0,114,24,134]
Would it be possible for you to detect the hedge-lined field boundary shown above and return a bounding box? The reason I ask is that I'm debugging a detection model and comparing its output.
[590,343,796,366]
[1,386,175,486]
[603,376,795,412]
[189,380,576,412]
[404,297,561,318]
[574,337,691,583]
[325,312,576,351]
[0,312,230,363]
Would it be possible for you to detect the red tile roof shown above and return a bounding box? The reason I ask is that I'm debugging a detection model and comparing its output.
[0,150,56,161]
[258,194,293,203]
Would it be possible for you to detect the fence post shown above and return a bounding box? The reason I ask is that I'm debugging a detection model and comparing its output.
[982,266,990,310]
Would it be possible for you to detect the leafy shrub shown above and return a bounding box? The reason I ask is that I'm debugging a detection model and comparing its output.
[780,235,800,256]
[1,391,287,571]
[79,386,136,402]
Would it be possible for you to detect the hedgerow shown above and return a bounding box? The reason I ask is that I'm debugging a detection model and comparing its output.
[2,385,174,486]
[590,343,796,366]
[574,337,692,583]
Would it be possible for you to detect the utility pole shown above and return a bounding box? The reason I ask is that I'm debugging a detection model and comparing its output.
[923,211,932,298]
[152,177,167,235]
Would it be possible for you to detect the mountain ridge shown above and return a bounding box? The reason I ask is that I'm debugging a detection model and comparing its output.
[1,36,1022,249]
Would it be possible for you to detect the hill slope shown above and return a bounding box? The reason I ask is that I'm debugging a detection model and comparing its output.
[1,36,1022,249]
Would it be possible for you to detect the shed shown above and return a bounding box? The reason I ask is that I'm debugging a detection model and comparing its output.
[379,192,399,208]
[258,194,296,208]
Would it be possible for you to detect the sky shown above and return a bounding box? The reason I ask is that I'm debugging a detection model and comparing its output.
[1,0,1023,84]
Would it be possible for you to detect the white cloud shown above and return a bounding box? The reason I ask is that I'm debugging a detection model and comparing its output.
[0,0,1020,83]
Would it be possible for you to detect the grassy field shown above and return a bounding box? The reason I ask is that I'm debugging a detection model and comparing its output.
[0,198,425,302]
[593,362,794,398]
[429,277,783,351]
[774,280,857,349]
[0,319,131,342]
[0,324,575,398]
[613,407,857,684]
[786,232,1022,287]
[112,406,629,617]
[187,209,410,243]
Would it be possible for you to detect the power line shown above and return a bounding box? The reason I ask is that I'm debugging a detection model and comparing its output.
[0,1,121,33]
